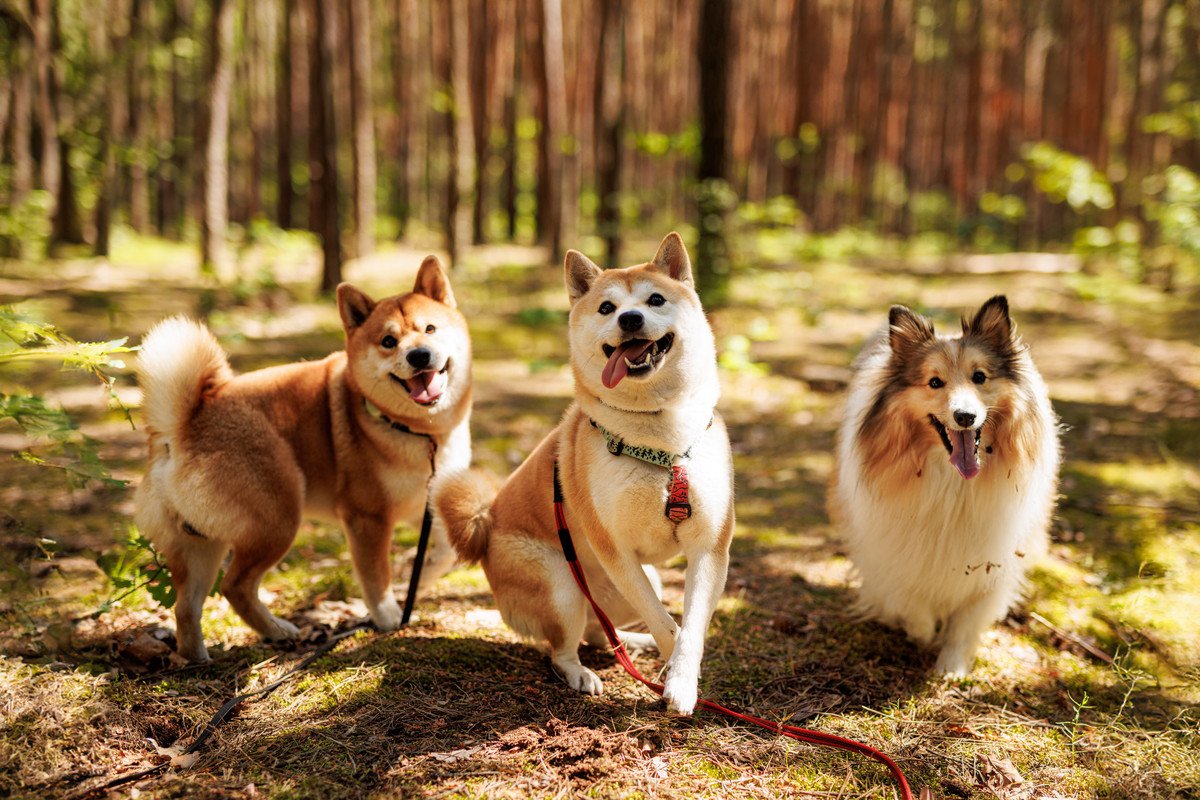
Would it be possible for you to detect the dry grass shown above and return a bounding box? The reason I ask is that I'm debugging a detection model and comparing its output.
[1,233,1198,799]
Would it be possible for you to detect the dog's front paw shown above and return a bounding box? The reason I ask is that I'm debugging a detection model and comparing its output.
[177,641,211,663]
[662,664,699,716]
[263,616,301,642]
[934,647,973,678]
[370,598,404,632]
[557,662,604,696]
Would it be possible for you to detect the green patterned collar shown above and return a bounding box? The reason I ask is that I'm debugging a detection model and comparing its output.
[589,418,705,469]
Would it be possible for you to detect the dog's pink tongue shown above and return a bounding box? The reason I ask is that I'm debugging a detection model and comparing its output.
[408,370,446,404]
[601,340,655,389]
[949,429,980,479]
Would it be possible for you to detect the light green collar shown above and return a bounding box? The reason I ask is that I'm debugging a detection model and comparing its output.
[589,418,695,469]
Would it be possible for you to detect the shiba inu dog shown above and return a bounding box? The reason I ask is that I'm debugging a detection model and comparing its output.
[134,257,471,661]
[828,296,1060,675]
[433,233,734,714]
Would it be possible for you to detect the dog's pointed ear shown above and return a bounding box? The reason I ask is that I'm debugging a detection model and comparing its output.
[413,255,455,308]
[965,295,1012,350]
[888,305,935,357]
[337,283,376,333]
[565,250,603,305]
[650,231,694,286]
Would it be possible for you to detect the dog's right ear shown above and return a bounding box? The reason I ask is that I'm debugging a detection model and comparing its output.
[565,250,603,306]
[888,305,934,357]
[337,283,376,333]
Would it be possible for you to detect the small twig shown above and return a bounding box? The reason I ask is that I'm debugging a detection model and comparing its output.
[1029,611,1113,664]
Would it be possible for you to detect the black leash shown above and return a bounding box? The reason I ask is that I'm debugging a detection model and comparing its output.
[67,409,442,797]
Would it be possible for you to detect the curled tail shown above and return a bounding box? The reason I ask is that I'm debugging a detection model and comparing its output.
[137,316,232,443]
[432,469,499,563]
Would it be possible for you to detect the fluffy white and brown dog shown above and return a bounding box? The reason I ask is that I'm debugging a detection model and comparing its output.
[828,296,1060,675]
[433,233,734,714]
[135,258,471,661]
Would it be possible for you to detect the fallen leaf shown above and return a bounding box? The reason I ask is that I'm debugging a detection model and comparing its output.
[170,752,199,769]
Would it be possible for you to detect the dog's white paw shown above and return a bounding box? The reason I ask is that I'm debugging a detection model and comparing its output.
[263,616,300,642]
[370,598,404,632]
[177,641,211,663]
[934,648,973,677]
[557,662,604,696]
[662,667,699,716]
[617,631,658,655]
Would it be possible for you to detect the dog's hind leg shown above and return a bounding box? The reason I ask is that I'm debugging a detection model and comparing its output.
[545,564,602,695]
[220,520,301,643]
[160,530,228,662]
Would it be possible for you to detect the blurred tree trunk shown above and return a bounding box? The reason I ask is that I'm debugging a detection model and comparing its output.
[199,0,238,272]
[348,0,375,257]
[277,0,295,229]
[155,0,182,237]
[309,0,341,291]
[593,0,623,266]
[10,26,34,203]
[500,0,520,241]
[442,0,474,268]
[468,0,489,245]
[695,0,732,302]
[34,0,82,246]
[388,0,415,236]
[128,0,150,233]
[530,0,565,261]
[94,0,126,257]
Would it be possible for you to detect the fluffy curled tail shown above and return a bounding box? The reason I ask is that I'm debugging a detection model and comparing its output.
[432,469,499,563]
[137,316,232,443]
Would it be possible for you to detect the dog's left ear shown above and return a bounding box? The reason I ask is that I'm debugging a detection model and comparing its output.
[650,231,694,286]
[964,295,1012,350]
[337,283,377,333]
[413,255,455,308]
[565,250,603,305]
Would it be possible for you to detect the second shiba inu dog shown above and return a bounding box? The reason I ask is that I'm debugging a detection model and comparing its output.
[828,296,1060,675]
[135,257,471,661]
[434,233,734,715]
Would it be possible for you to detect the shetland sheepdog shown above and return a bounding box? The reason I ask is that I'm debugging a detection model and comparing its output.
[828,296,1060,675]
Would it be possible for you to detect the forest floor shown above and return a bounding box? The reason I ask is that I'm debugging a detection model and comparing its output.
[1,229,1198,799]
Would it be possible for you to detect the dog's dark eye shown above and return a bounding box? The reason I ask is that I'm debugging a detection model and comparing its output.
[648,293,666,307]
[972,370,986,385]
[928,377,944,389]
[598,301,616,315]
[381,335,398,349]
[425,324,436,334]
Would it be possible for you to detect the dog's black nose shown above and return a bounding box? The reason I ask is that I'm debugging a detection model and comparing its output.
[406,347,432,369]
[618,310,644,332]
[953,410,976,428]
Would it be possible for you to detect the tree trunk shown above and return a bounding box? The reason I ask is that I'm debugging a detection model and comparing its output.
[348,0,376,257]
[593,0,624,266]
[309,0,341,291]
[443,0,475,268]
[155,0,181,237]
[128,0,150,233]
[530,0,565,261]
[199,0,238,272]
[695,0,733,302]
[500,0,521,241]
[468,0,489,245]
[277,0,295,229]
[10,28,34,203]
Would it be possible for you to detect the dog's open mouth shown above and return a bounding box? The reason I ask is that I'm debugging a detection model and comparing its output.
[929,415,982,480]
[390,363,449,406]
[600,332,675,388]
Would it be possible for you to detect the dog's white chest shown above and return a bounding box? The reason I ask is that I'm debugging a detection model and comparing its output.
[583,429,730,563]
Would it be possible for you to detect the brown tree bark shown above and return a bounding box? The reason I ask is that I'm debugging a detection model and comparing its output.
[277,0,295,229]
[696,0,733,301]
[348,0,376,257]
[128,0,150,233]
[309,0,341,291]
[443,0,475,268]
[199,0,238,271]
[530,0,566,261]
[593,0,624,266]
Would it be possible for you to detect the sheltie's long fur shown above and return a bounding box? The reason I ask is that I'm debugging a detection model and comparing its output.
[828,296,1060,674]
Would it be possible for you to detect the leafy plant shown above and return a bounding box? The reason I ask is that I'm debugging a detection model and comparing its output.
[0,305,134,486]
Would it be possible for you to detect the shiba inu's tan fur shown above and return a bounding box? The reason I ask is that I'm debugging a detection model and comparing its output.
[435,233,734,714]
[135,258,472,661]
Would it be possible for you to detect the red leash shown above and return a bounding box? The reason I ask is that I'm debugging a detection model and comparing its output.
[552,462,914,799]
